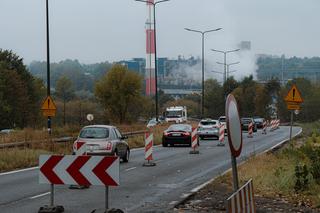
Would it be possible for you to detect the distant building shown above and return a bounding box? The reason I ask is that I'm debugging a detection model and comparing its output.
[120,58,145,76]
[239,41,251,50]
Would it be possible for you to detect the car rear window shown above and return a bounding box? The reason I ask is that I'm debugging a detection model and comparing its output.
[80,127,109,139]
[168,124,191,132]
[200,121,217,125]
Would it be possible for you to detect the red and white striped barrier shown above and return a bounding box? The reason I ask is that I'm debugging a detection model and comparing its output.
[247,122,253,138]
[227,179,256,213]
[262,121,267,134]
[39,155,119,186]
[74,141,87,155]
[219,124,225,145]
[276,119,280,129]
[189,127,199,154]
[270,120,275,131]
[145,132,154,161]
[191,127,198,149]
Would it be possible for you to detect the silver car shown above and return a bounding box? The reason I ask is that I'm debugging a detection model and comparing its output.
[73,125,130,162]
[197,119,220,140]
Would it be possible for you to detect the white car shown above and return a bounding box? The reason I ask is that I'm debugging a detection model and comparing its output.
[197,119,220,140]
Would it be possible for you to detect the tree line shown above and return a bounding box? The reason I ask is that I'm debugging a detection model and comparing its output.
[1,49,320,130]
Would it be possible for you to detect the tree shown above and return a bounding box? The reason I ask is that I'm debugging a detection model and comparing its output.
[0,49,43,129]
[55,76,75,125]
[94,64,143,123]
[204,79,224,118]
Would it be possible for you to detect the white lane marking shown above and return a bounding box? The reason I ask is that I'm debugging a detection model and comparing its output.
[29,192,50,199]
[125,167,137,172]
[0,166,39,176]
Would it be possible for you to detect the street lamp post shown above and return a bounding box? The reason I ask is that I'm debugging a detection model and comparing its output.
[135,0,170,122]
[216,61,240,80]
[185,27,222,118]
[211,49,240,84]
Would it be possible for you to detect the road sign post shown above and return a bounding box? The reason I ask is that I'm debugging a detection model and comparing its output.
[225,94,243,191]
[284,84,303,143]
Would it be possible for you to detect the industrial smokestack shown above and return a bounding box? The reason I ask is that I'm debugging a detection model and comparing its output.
[145,0,155,96]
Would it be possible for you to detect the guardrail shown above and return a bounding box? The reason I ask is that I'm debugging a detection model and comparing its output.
[0,130,148,150]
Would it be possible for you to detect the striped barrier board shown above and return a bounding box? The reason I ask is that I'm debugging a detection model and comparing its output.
[191,127,198,149]
[247,122,253,138]
[74,141,87,155]
[227,179,256,213]
[145,132,153,161]
[39,155,119,186]
[219,124,225,144]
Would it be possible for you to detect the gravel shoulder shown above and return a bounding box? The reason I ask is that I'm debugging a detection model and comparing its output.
[174,178,318,213]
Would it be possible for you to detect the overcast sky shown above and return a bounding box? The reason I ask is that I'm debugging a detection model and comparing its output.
[0,0,319,65]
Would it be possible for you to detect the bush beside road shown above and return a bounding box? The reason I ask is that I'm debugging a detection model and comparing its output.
[176,121,320,212]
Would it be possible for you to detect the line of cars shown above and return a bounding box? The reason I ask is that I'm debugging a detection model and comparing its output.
[72,116,265,161]
[161,116,266,147]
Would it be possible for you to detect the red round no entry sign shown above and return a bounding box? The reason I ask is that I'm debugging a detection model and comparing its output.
[226,94,243,157]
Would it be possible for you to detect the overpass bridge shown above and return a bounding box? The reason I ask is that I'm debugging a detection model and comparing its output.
[161,88,201,99]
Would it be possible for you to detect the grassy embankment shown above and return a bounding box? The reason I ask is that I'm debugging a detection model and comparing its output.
[213,121,320,208]
[0,122,198,172]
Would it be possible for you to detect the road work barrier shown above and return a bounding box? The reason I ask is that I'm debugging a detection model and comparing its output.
[39,155,120,213]
[262,120,267,134]
[276,119,280,129]
[189,127,199,154]
[73,141,86,155]
[226,179,256,213]
[218,124,225,146]
[247,122,253,138]
[270,120,276,131]
[143,132,156,166]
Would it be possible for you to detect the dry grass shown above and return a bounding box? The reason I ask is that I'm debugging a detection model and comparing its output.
[0,121,199,172]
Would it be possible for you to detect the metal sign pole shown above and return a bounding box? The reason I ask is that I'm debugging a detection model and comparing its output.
[105,186,109,211]
[231,156,239,191]
[50,184,54,206]
[289,110,293,143]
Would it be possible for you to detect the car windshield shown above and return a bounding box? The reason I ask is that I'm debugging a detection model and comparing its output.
[167,124,191,132]
[80,127,109,139]
[200,121,217,125]
[219,117,226,122]
[166,110,182,118]
[254,118,263,122]
[241,119,252,124]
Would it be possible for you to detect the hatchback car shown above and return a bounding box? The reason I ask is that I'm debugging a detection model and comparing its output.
[253,117,265,129]
[73,125,130,162]
[197,119,220,140]
[162,124,193,147]
[241,118,257,132]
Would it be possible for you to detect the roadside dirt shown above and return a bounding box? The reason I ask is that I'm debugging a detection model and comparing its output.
[174,179,319,213]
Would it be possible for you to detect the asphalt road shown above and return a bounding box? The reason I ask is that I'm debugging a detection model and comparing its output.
[0,126,301,213]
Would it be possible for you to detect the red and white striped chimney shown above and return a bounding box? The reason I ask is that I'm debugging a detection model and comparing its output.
[145,0,155,96]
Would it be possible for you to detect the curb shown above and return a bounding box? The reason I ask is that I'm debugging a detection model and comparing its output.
[174,127,303,209]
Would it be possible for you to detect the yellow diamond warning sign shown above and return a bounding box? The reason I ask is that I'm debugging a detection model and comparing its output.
[284,84,303,103]
[41,96,57,117]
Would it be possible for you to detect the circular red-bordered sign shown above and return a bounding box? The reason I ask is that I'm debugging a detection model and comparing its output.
[225,94,243,157]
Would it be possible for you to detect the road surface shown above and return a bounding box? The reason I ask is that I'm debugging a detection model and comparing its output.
[0,126,301,213]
